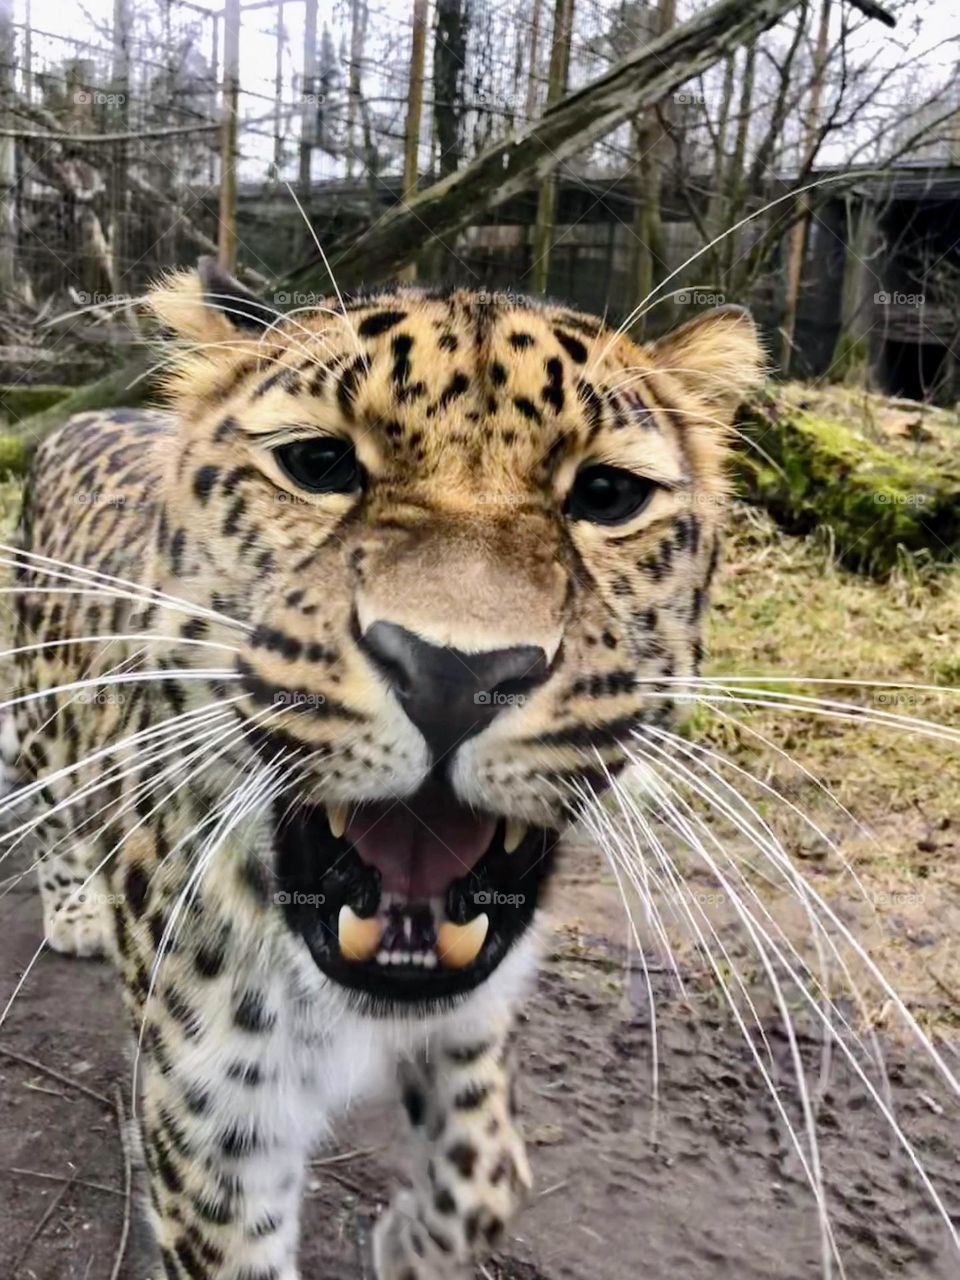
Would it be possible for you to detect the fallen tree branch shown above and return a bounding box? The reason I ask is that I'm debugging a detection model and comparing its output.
[0,121,220,142]
[0,349,159,475]
[284,0,896,288]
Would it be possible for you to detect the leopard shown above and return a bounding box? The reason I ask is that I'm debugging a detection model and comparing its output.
[4,258,763,1280]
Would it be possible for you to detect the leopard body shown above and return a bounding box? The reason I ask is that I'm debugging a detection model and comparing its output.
[6,269,762,1279]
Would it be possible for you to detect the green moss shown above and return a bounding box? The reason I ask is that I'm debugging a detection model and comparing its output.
[733,396,960,576]
[829,331,868,381]
[0,435,32,477]
[0,384,71,423]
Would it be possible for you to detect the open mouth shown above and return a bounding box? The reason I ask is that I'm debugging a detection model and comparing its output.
[274,781,559,1007]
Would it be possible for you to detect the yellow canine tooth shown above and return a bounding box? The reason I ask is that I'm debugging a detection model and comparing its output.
[337,905,382,962]
[327,802,349,840]
[503,818,526,854]
[437,913,489,970]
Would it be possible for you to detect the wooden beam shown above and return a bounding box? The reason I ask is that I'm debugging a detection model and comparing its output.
[217,0,241,271]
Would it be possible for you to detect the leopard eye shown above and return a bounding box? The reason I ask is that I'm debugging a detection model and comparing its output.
[565,464,655,525]
[273,436,362,495]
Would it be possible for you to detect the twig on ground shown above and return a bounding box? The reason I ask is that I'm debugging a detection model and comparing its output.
[926,965,960,1007]
[310,1144,384,1168]
[12,1170,78,1275]
[548,950,673,974]
[536,1178,570,1200]
[310,1167,371,1199]
[22,1080,65,1099]
[0,1045,112,1108]
[9,1166,124,1199]
[108,1085,133,1280]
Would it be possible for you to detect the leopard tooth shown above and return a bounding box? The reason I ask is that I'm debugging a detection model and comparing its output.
[327,802,349,841]
[436,914,489,970]
[338,905,382,963]
[503,818,527,854]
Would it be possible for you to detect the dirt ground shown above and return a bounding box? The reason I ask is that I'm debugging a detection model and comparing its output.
[2,839,959,1280]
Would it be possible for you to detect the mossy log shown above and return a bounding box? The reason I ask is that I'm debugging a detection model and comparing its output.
[0,384,72,422]
[733,395,960,576]
[0,350,158,478]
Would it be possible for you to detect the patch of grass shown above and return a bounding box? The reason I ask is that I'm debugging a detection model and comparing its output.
[686,500,960,1037]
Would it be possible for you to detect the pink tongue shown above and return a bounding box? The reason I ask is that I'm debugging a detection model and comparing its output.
[345,787,496,900]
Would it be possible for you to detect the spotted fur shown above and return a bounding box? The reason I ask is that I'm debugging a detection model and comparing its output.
[8,273,763,1279]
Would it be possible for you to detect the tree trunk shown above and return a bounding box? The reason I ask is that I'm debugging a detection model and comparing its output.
[399,0,430,283]
[433,0,470,177]
[523,0,545,122]
[345,0,368,181]
[705,52,736,248]
[735,390,960,577]
[830,193,877,383]
[529,0,574,295]
[298,0,319,195]
[629,0,676,336]
[271,0,285,179]
[779,0,832,375]
[109,0,130,290]
[218,0,240,271]
[719,38,756,283]
[0,0,16,294]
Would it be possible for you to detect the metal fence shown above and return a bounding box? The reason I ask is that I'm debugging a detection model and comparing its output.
[0,0,658,305]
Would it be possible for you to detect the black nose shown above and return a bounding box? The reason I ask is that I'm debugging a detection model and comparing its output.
[360,621,549,762]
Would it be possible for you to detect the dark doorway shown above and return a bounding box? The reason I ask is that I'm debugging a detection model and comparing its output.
[880,339,948,401]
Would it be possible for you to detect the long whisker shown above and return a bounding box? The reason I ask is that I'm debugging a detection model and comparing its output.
[577,764,842,1276]
[0,698,243,845]
[0,633,241,662]
[623,754,843,1278]
[0,542,250,633]
[133,715,298,1107]
[628,727,957,1089]
[632,685,960,748]
[618,742,960,1260]
[648,717,877,907]
[0,713,239,886]
[629,730,885,1086]
[558,783,667,1144]
[0,669,237,721]
[284,182,361,355]
[574,769,778,1065]
[0,704,240,898]
[703,703,889,871]
[0,706,252,1032]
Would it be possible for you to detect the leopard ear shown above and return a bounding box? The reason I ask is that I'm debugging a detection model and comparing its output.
[147,258,276,342]
[649,305,765,421]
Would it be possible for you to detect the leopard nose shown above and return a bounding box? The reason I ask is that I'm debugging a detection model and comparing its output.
[360,620,549,762]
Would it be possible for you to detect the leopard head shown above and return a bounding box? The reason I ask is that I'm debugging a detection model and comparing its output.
[147,261,763,1010]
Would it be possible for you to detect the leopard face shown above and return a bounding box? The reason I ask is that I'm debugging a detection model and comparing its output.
[147,263,763,1010]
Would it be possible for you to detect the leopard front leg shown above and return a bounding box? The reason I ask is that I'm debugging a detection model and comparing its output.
[136,1013,318,1280]
[374,1026,531,1280]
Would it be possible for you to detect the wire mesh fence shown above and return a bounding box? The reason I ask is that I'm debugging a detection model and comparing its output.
[0,0,662,304]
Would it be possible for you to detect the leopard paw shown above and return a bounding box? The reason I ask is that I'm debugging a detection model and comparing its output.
[43,896,110,958]
[373,1130,531,1280]
[373,1191,470,1280]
